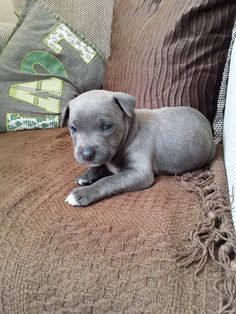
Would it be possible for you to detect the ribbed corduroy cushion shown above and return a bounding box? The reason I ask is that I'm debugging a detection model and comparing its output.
[104,0,236,123]
[0,128,235,313]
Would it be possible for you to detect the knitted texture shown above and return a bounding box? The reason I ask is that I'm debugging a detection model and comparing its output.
[0,128,235,313]
[213,21,236,143]
[0,23,15,51]
[12,0,26,15]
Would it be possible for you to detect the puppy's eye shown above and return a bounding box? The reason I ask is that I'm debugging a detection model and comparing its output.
[70,125,78,133]
[102,123,113,132]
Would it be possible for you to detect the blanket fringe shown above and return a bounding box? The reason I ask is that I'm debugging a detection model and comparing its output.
[177,168,236,314]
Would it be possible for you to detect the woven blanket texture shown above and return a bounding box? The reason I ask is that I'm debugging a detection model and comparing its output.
[0,128,235,314]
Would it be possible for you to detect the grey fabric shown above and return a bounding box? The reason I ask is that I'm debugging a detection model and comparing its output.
[12,0,26,16]
[0,23,15,52]
[213,21,236,144]
[43,0,114,60]
[12,0,114,60]
[0,0,104,133]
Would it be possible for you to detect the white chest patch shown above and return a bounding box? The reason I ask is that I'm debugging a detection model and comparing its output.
[106,163,120,175]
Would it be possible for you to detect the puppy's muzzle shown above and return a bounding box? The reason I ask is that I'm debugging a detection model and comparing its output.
[81,147,96,162]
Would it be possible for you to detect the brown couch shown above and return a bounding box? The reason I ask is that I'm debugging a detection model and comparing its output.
[0,1,236,313]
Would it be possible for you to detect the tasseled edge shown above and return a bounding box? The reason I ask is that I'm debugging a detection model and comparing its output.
[177,168,236,314]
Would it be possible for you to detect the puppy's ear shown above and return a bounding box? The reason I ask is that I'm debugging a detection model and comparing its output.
[113,92,136,118]
[61,103,70,127]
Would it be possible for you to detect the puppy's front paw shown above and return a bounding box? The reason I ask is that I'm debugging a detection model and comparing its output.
[75,173,95,186]
[65,187,93,207]
[65,193,80,206]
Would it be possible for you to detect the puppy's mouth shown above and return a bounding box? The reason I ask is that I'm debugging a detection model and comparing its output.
[74,150,110,167]
[82,161,103,167]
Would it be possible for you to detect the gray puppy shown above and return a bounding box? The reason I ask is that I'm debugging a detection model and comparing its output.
[61,90,216,206]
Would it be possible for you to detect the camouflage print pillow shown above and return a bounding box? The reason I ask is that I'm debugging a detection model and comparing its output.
[0,0,104,132]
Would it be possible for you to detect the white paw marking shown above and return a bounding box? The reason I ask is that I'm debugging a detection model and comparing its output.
[77,178,86,185]
[65,193,79,206]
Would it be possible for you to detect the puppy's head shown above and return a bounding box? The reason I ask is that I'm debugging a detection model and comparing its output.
[61,90,136,166]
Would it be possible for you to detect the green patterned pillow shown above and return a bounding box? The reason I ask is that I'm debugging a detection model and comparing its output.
[0,0,104,132]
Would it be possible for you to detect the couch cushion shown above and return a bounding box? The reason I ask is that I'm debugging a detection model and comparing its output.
[0,128,235,312]
[104,0,236,124]
[12,0,114,60]
[0,0,104,132]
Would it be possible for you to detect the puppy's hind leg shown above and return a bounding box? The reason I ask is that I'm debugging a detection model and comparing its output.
[75,165,111,186]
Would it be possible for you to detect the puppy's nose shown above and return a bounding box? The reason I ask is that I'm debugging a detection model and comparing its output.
[81,147,95,161]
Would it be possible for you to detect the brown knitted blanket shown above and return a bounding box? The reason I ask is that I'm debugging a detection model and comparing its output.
[0,128,235,313]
